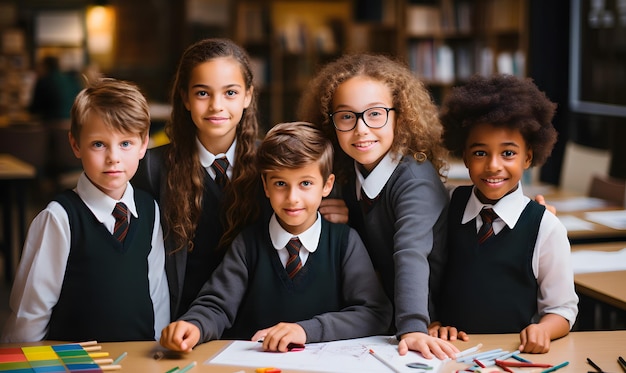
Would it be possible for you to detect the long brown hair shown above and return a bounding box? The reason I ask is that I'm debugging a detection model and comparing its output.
[164,38,261,253]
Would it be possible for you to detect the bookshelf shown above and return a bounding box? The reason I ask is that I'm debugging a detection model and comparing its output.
[234,0,352,130]
[232,0,529,126]
[402,0,528,103]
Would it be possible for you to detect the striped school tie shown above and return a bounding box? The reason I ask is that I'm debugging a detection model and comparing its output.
[477,208,498,244]
[285,237,303,279]
[360,188,379,214]
[112,202,129,242]
[211,157,230,190]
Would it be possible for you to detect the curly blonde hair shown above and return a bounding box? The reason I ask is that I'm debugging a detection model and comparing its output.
[164,38,261,253]
[298,53,448,182]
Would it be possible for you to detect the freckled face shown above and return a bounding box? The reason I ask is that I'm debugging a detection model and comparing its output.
[462,123,533,204]
[332,76,395,172]
[183,57,253,154]
[262,163,335,235]
[69,113,148,200]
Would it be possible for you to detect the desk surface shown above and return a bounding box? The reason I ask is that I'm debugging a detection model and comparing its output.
[5,331,625,372]
[572,241,626,311]
[0,153,35,179]
[540,189,626,240]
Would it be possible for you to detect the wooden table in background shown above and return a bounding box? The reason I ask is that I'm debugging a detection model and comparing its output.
[0,154,35,282]
[571,241,626,311]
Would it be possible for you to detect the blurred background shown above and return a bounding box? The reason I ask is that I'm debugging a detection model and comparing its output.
[0,0,625,327]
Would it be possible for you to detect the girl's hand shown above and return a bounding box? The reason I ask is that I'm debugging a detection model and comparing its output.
[159,320,200,352]
[398,331,459,359]
[428,321,469,341]
[535,194,556,215]
[252,322,306,352]
[319,198,349,224]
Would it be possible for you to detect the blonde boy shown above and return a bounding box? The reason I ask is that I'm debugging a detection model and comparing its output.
[1,78,169,342]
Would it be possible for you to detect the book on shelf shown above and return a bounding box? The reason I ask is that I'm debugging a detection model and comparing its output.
[406,5,441,36]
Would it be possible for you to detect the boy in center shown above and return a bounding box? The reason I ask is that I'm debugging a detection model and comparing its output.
[160,121,391,352]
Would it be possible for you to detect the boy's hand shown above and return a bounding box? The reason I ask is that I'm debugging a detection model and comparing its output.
[319,198,349,224]
[159,320,200,353]
[252,322,306,352]
[519,323,550,353]
[398,331,459,359]
[428,321,469,341]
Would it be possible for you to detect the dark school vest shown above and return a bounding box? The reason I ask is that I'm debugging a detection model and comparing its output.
[178,170,227,319]
[438,186,544,334]
[47,189,156,342]
[222,218,348,340]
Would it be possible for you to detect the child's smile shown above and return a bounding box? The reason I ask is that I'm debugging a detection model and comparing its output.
[463,123,532,204]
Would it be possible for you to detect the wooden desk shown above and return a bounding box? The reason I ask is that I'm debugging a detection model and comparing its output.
[572,241,626,311]
[3,331,625,372]
[0,154,35,282]
[542,190,626,242]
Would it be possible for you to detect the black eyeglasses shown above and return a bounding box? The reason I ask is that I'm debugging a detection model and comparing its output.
[329,107,395,132]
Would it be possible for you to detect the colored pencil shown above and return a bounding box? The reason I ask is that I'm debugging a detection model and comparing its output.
[512,354,533,363]
[165,367,179,373]
[93,359,114,365]
[89,352,109,358]
[455,343,483,358]
[587,357,604,372]
[112,352,127,365]
[369,349,402,373]
[100,364,122,371]
[177,361,197,373]
[540,361,569,373]
[619,356,626,373]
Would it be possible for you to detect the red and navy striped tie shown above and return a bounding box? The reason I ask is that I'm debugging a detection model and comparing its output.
[285,237,303,279]
[112,202,129,242]
[211,157,230,190]
[478,208,498,244]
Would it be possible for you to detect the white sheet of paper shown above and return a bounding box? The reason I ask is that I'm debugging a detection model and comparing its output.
[206,335,444,373]
[584,210,626,230]
[550,197,611,212]
[558,215,595,231]
[571,248,626,274]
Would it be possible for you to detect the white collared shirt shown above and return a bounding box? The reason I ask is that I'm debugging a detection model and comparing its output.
[453,182,579,327]
[196,137,236,180]
[1,173,170,342]
[268,212,322,267]
[355,151,400,200]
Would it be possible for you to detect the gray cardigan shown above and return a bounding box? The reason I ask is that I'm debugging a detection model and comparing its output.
[180,220,392,343]
[347,156,449,336]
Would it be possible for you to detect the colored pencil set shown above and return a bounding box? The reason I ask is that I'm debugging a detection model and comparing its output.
[454,343,568,373]
[0,341,121,372]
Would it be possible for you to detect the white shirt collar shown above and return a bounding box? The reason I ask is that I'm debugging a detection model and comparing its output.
[74,172,138,222]
[269,212,322,253]
[196,137,236,179]
[461,182,530,229]
[356,151,400,200]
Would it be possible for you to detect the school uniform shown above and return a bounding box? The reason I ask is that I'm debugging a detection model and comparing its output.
[342,152,449,337]
[133,139,237,320]
[438,184,579,333]
[1,173,170,342]
[179,213,392,343]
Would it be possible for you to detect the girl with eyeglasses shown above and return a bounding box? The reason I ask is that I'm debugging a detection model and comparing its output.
[298,53,456,360]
